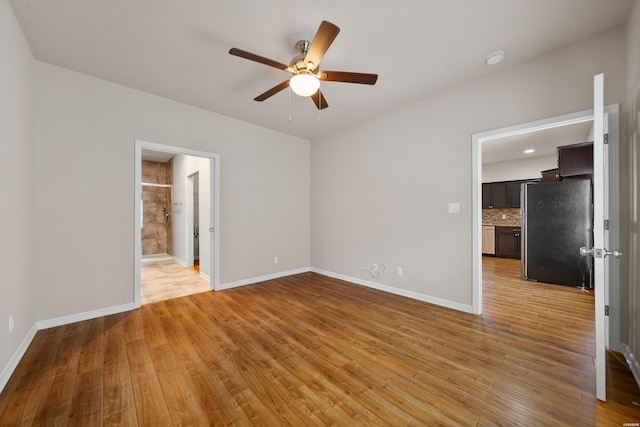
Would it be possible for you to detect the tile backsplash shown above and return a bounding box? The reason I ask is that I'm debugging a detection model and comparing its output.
[482,208,521,226]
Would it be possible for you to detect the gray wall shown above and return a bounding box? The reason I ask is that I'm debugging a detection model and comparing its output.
[0,0,35,387]
[33,62,310,321]
[311,28,627,309]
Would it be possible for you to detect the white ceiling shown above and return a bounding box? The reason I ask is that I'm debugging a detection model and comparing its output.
[141,149,174,163]
[9,0,633,141]
[482,120,593,164]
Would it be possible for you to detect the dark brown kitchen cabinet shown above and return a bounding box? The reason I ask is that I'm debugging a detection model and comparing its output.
[507,181,524,208]
[484,179,541,209]
[541,168,560,182]
[558,141,593,178]
[482,183,491,209]
[495,226,521,259]
[482,182,507,209]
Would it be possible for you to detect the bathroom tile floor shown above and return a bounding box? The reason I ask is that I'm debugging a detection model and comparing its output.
[141,258,210,304]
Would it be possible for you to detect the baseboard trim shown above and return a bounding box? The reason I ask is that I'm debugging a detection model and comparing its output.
[311,268,474,314]
[36,302,136,330]
[621,343,640,389]
[0,323,38,393]
[2,302,136,393]
[173,256,187,267]
[217,267,311,291]
[141,254,173,263]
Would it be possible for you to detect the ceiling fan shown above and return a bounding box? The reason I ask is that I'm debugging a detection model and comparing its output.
[229,21,378,110]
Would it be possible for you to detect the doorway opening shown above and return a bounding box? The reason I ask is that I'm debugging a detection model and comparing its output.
[471,106,621,350]
[134,140,220,307]
[187,171,200,275]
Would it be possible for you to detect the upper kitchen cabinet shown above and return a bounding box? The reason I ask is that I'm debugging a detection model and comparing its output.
[558,141,593,178]
[541,168,560,182]
[482,182,507,209]
[482,183,491,209]
[507,181,523,208]
[483,180,533,209]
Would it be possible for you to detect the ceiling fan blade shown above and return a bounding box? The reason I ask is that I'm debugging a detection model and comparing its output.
[304,21,340,70]
[310,89,329,110]
[320,71,378,85]
[229,48,289,71]
[254,80,290,102]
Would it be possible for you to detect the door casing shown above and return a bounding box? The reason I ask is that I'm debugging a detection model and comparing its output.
[134,140,221,306]
[471,105,621,351]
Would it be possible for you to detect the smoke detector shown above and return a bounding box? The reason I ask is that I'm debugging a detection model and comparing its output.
[485,51,505,65]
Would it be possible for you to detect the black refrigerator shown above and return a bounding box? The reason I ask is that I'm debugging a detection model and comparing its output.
[521,179,593,288]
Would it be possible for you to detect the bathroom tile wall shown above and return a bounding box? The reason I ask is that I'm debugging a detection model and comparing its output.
[142,160,173,256]
[142,159,168,184]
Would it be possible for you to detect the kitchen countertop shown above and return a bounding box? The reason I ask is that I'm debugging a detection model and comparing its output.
[483,222,521,227]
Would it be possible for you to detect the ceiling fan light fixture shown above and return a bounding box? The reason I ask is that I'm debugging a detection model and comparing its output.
[290,73,320,97]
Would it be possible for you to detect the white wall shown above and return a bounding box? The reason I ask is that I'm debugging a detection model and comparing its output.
[625,0,640,379]
[311,28,627,309]
[0,0,35,388]
[482,155,557,182]
[33,62,310,321]
[172,154,211,277]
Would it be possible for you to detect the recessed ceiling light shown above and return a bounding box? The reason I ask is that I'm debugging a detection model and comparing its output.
[524,149,535,154]
[485,50,505,65]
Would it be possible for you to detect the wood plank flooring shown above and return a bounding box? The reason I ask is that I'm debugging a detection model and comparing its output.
[1,257,639,425]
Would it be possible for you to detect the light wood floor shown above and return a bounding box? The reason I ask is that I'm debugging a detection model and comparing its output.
[1,257,639,425]
[141,258,210,305]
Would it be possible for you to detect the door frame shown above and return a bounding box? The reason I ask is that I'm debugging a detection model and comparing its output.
[186,171,199,269]
[134,140,221,307]
[471,105,621,350]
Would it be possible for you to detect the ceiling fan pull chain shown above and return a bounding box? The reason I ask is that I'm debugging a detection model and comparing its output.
[288,86,292,122]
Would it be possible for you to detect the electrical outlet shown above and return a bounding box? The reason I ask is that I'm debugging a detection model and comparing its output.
[274,256,279,264]
[396,267,403,276]
[9,314,14,332]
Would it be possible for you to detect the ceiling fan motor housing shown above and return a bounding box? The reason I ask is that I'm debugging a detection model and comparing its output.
[290,40,312,72]
[295,40,311,55]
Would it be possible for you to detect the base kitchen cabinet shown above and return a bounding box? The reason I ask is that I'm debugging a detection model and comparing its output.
[482,225,495,255]
[495,226,521,259]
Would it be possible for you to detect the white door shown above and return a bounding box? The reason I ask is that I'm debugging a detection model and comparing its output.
[582,73,622,401]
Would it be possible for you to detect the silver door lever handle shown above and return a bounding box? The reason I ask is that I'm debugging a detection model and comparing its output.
[580,247,622,258]
[604,249,622,258]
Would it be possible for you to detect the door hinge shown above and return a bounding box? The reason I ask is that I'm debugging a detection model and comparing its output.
[604,220,609,231]
[605,305,609,316]
[604,133,609,144]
